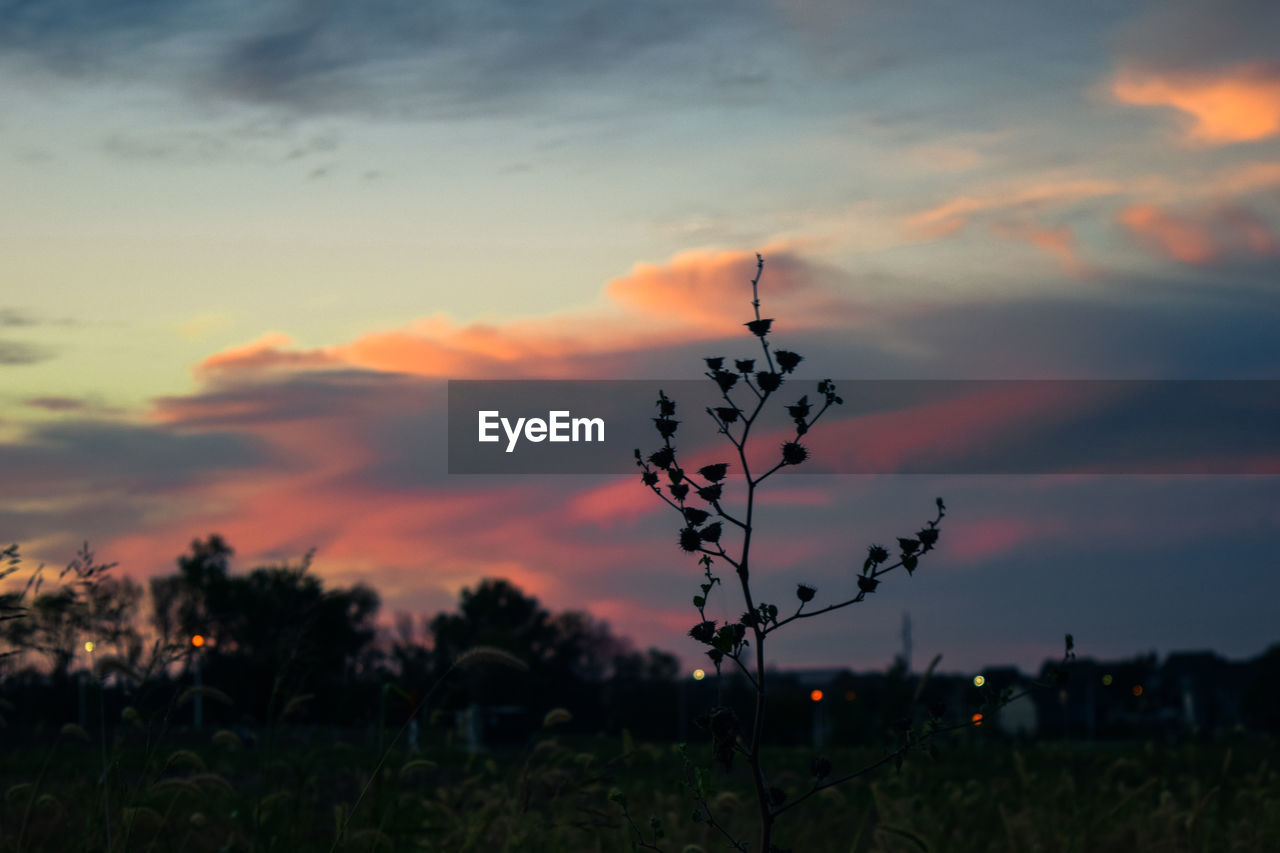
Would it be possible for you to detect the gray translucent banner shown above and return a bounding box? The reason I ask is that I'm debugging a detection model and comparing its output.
[447,380,1280,474]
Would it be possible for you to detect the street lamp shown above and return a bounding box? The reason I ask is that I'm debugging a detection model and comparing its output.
[79,640,96,727]
[810,689,826,747]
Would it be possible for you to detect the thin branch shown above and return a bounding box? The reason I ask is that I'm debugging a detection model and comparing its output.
[750,459,789,486]
[617,801,667,852]
[695,797,749,852]
[724,650,760,691]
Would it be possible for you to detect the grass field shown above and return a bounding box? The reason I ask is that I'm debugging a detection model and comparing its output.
[2,724,1277,852]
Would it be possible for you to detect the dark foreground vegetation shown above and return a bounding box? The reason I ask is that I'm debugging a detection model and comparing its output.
[2,728,1278,852]
[3,536,1279,852]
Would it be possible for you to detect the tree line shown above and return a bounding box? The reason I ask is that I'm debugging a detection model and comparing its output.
[0,536,680,736]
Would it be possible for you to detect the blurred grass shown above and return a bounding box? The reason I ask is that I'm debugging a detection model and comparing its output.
[1,730,1277,852]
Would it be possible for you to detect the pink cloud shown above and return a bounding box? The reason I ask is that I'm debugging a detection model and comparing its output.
[1119,203,1280,265]
[945,518,1064,563]
[1119,204,1219,265]
[588,598,697,643]
[565,478,661,528]
[989,221,1094,277]
[802,383,1088,475]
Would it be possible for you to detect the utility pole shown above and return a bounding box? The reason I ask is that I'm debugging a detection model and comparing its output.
[191,634,205,729]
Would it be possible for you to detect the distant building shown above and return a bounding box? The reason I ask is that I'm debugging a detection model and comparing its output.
[770,647,1261,744]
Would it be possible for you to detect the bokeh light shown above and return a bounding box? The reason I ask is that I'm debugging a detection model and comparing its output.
[1132,685,1143,697]
[692,668,705,681]
[810,689,824,702]
[83,641,95,653]
[191,634,205,648]
[1102,674,1113,686]
[971,713,984,726]
[973,674,985,687]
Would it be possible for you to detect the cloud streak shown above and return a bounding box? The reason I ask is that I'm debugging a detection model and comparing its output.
[197,249,862,380]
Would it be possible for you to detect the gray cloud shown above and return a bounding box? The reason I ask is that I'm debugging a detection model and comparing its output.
[1115,0,1280,70]
[0,340,55,365]
[0,0,763,117]
[208,0,767,116]
[0,419,267,495]
[0,308,76,328]
[0,308,37,327]
[25,396,89,411]
[868,273,1280,380]
[0,0,1128,125]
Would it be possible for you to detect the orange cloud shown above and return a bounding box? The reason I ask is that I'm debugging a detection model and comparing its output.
[197,249,858,381]
[1111,62,1280,145]
[199,333,338,376]
[1118,205,1218,265]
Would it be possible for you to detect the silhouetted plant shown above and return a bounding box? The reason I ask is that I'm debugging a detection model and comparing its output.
[632,254,1069,852]
[0,542,148,679]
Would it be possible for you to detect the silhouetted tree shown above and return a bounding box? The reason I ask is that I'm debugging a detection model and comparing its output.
[148,536,380,721]
[149,534,233,652]
[422,579,668,721]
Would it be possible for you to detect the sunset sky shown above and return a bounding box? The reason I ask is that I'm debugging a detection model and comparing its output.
[3,0,1279,673]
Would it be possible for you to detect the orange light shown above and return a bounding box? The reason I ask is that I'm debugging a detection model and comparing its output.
[810,689,824,703]
[971,713,984,726]
[191,634,205,648]
[1131,685,1143,697]
[844,690,856,702]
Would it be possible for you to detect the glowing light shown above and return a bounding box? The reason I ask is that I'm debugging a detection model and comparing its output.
[971,713,984,726]
[1102,674,1113,686]
[844,690,857,702]
[83,641,95,653]
[810,689,824,703]
[191,634,205,648]
[973,675,985,687]
[692,668,705,681]
[1132,685,1143,697]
